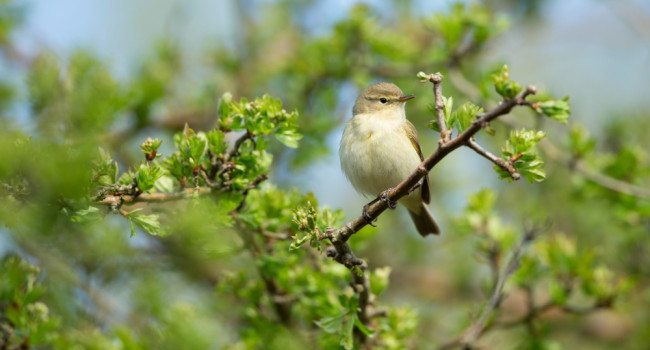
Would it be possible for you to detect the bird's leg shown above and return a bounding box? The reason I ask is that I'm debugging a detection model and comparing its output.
[380,188,398,210]
[408,182,421,194]
[362,203,377,227]
[361,188,398,226]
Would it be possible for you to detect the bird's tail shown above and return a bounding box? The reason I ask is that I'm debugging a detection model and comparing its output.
[407,203,441,237]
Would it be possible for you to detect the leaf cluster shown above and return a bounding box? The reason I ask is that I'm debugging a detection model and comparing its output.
[0,256,60,348]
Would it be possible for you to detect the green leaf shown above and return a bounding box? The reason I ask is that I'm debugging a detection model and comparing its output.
[125,209,162,236]
[499,129,546,183]
[314,312,346,334]
[206,129,228,156]
[569,124,595,157]
[451,102,483,133]
[354,316,376,336]
[129,217,137,237]
[274,127,302,148]
[188,135,207,165]
[549,280,568,305]
[71,206,102,223]
[130,214,162,236]
[491,65,522,99]
[369,266,391,296]
[135,163,163,192]
[443,96,454,127]
[289,236,310,251]
[92,147,119,185]
[340,315,355,350]
[536,97,571,124]
[426,105,440,132]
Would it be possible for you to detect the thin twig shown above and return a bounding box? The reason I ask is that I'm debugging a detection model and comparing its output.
[427,73,451,143]
[539,139,650,199]
[233,173,269,212]
[325,244,372,340]
[448,64,650,200]
[236,220,294,325]
[457,228,538,349]
[224,131,253,162]
[466,140,520,180]
[95,187,212,205]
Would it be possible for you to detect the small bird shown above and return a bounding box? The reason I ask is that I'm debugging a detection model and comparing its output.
[339,82,440,236]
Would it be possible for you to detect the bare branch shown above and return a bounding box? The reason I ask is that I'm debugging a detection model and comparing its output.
[458,228,537,348]
[538,139,650,199]
[224,130,254,163]
[466,140,520,180]
[95,187,212,205]
[424,73,452,143]
[233,173,269,212]
[449,64,650,200]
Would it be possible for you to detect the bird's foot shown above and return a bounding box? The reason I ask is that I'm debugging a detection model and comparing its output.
[362,204,377,227]
[380,188,397,210]
[408,182,421,194]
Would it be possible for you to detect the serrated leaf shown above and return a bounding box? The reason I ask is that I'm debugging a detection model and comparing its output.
[314,312,346,334]
[274,127,302,148]
[491,64,522,99]
[340,315,355,350]
[136,163,163,192]
[188,135,207,165]
[452,102,483,132]
[537,97,571,124]
[126,211,162,236]
[206,129,228,156]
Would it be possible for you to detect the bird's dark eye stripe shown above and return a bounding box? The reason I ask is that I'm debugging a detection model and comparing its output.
[379,98,388,103]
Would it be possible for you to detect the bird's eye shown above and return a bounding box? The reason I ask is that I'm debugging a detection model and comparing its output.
[379,98,388,104]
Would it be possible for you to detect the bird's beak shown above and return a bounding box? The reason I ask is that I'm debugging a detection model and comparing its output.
[398,95,415,102]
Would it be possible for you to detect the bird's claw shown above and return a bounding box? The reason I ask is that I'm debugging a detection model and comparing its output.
[380,188,397,210]
[362,204,377,227]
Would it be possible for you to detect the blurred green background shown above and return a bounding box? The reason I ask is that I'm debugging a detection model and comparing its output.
[1,0,649,349]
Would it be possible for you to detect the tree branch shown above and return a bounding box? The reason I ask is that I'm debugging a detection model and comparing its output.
[459,228,538,348]
[438,228,538,350]
[427,73,452,143]
[466,140,520,180]
[538,139,650,199]
[95,187,212,205]
[224,130,254,163]
[237,220,294,325]
[448,63,650,200]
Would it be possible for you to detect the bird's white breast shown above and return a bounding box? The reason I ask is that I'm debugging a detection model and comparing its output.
[339,108,423,210]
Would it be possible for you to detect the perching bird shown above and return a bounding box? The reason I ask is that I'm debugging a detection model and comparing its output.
[339,82,440,236]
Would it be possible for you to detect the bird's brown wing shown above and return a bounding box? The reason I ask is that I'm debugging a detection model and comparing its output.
[403,120,430,204]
